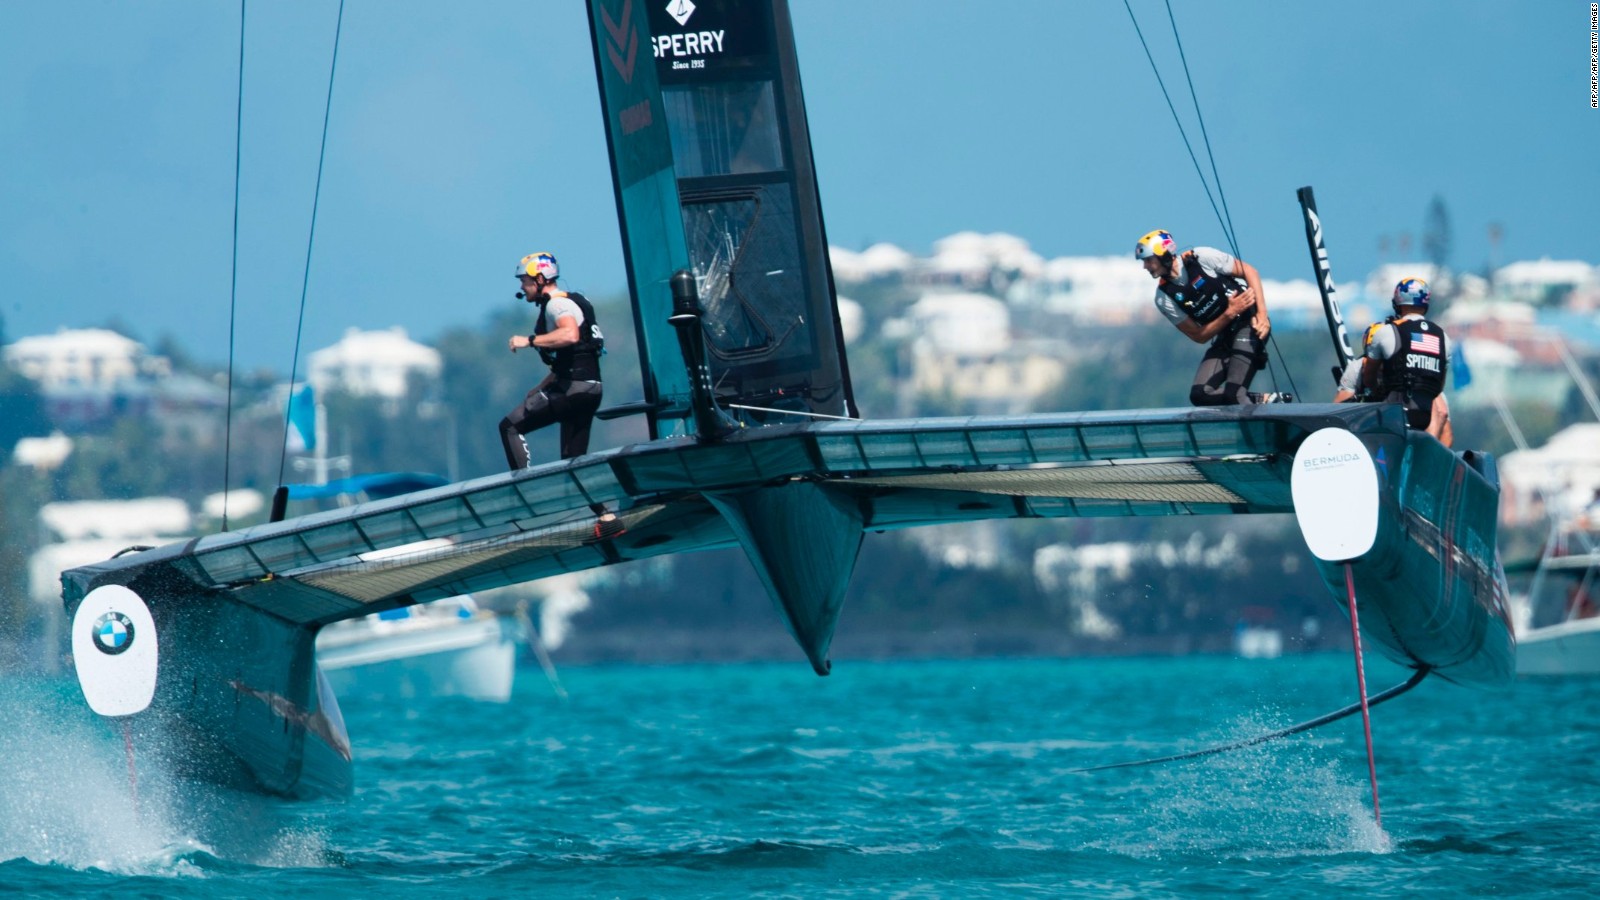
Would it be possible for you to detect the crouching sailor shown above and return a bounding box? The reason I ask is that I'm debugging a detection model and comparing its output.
[498,250,625,539]
[1333,277,1452,445]
[1136,229,1289,406]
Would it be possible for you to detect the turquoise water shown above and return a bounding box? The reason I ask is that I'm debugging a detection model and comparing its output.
[3,654,1597,897]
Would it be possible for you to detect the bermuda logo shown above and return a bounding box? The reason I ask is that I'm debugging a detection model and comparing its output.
[667,0,695,26]
[92,610,135,655]
[1301,452,1361,471]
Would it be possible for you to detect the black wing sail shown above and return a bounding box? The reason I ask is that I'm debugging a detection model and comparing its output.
[591,0,856,430]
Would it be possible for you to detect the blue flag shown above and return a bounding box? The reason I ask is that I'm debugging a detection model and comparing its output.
[287,384,316,452]
[1451,340,1472,389]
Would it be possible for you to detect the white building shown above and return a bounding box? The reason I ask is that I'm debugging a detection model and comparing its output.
[893,291,1066,411]
[925,232,1045,291]
[1011,256,1156,325]
[1497,423,1600,527]
[308,327,442,399]
[1494,259,1599,308]
[2,328,164,390]
[11,432,72,470]
[38,497,192,543]
[2,328,175,427]
[905,291,1010,357]
[829,243,916,283]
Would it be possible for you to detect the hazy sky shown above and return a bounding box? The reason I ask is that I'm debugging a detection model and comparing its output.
[2,1,1596,373]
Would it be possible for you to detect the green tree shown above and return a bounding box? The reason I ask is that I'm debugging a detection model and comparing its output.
[0,463,51,668]
[0,311,52,455]
[1423,195,1452,299]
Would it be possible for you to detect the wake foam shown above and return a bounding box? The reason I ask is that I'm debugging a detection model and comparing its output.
[0,677,334,875]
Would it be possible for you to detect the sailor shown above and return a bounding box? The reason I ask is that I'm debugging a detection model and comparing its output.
[1136,229,1289,406]
[1333,277,1452,445]
[498,251,624,538]
[1333,319,1393,403]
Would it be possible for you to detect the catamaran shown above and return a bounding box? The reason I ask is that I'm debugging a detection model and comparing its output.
[58,0,1512,807]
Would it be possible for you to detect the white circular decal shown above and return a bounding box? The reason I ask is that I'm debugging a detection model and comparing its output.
[1290,428,1381,562]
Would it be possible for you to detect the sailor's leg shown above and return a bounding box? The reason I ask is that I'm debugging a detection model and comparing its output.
[499,381,561,471]
[497,415,528,471]
[1189,337,1237,406]
[1190,328,1262,406]
[554,382,603,460]
[1226,328,1267,404]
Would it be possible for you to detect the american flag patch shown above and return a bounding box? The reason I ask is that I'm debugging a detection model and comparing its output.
[1411,333,1441,355]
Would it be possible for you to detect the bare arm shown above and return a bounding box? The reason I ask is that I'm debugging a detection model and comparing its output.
[1429,393,1453,448]
[1234,259,1270,339]
[1333,355,1365,402]
[536,315,580,349]
[508,316,579,351]
[509,291,583,352]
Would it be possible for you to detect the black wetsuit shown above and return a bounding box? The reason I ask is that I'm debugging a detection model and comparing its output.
[498,291,606,469]
[1157,251,1263,406]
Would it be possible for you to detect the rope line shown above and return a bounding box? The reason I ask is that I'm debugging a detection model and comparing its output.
[1070,666,1430,773]
[222,0,246,531]
[277,0,347,489]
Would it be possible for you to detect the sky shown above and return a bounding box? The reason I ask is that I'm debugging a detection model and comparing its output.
[1,1,1597,374]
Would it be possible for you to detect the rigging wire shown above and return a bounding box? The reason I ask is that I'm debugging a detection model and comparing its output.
[1163,0,1238,257]
[1069,666,1430,774]
[276,0,348,490]
[1123,0,1301,402]
[1119,0,1231,247]
[222,0,247,531]
[1160,0,1295,399]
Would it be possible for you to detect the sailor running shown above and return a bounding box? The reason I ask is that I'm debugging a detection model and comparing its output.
[497,250,624,538]
[1136,229,1288,406]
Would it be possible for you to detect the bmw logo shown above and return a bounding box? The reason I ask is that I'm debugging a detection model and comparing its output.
[92,611,135,655]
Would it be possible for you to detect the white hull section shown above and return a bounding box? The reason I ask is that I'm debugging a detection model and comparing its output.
[317,609,519,702]
[1517,617,1600,676]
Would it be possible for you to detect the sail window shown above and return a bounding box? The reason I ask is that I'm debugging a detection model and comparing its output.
[662,81,784,178]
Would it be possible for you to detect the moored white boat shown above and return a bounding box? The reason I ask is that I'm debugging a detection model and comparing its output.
[315,597,522,702]
[1517,614,1600,676]
[1514,550,1600,677]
